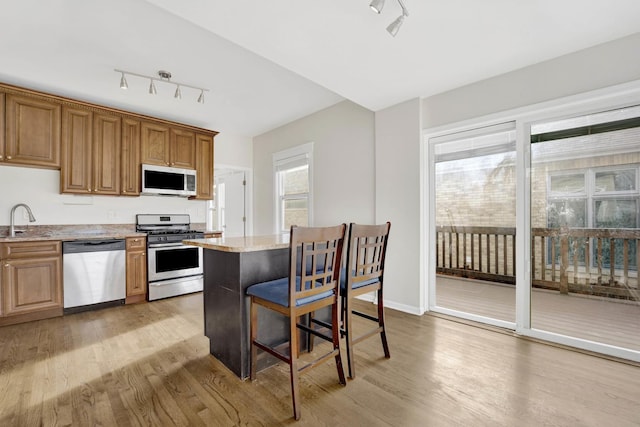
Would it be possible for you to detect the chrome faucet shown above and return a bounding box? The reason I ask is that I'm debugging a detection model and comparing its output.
[10,203,36,237]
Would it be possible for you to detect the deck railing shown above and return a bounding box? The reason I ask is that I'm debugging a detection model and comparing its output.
[436,225,640,301]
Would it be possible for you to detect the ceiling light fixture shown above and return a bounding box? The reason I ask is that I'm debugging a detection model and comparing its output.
[387,0,409,37]
[369,0,385,14]
[371,0,409,37]
[114,69,209,103]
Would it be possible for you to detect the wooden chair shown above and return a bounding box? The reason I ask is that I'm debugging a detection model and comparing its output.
[341,222,391,379]
[246,224,347,420]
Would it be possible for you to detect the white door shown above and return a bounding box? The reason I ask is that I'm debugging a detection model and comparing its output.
[216,170,246,237]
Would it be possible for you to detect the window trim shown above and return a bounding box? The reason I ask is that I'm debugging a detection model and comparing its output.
[272,142,314,233]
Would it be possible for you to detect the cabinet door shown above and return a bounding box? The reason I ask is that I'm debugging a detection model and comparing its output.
[5,94,61,168]
[93,113,121,195]
[170,128,196,169]
[193,133,214,200]
[141,121,170,166]
[126,237,147,302]
[61,106,92,193]
[121,118,141,196]
[2,256,63,316]
[0,92,5,163]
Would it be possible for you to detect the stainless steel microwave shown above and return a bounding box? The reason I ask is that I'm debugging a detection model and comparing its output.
[141,164,197,197]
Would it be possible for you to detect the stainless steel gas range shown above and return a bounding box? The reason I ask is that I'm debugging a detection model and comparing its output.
[136,214,204,301]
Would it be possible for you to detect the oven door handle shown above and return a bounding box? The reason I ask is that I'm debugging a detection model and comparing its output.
[148,242,191,249]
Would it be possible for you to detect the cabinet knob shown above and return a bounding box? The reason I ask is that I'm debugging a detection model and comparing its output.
[4,263,9,267]
[0,155,3,160]
[6,156,12,160]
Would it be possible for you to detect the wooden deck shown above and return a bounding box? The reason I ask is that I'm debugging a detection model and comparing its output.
[436,276,640,352]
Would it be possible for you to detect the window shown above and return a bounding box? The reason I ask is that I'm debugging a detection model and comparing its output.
[273,142,313,233]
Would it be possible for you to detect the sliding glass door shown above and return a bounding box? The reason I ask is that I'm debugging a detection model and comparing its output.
[427,101,640,361]
[529,106,640,352]
[432,123,516,326]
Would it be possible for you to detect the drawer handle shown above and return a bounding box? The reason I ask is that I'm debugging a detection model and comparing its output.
[6,156,12,160]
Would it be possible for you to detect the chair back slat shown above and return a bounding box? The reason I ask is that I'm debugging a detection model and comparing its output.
[289,225,346,307]
[347,223,391,289]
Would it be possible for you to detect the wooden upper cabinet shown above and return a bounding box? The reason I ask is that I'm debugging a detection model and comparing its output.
[193,133,214,200]
[61,106,92,193]
[93,113,121,195]
[140,121,170,166]
[121,118,141,196]
[141,121,196,169]
[61,106,121,195]
[170,128,196,169]
[5,94,61,168]
[0,92,5,163]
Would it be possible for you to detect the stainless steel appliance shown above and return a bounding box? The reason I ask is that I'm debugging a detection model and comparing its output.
[141,164,197,197]
[136,214,204,301]
[63,239,126,313]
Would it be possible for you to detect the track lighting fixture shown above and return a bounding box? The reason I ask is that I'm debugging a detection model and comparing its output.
[114,69,209,103]
[370,0,409,37]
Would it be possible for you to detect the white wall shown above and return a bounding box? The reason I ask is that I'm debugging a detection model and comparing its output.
[422,32,640,129]
[374,99,423,314]
[0,131,253,227]
[0,166,207,226]
[214,131,253,169]
[253,100,375,234]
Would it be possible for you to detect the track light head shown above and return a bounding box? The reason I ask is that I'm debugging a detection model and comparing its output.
[149,79,157,95]
[174,85,182,99]
[197,90,204,104]
[370,0,385,14]
[386,14,404,37]
[119,72,128,89]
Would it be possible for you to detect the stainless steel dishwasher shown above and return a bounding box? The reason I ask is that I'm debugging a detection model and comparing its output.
[63,239,126,313]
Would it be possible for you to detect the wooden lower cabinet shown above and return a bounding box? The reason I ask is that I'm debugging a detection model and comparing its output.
[0,241,63,326]
[125,237,147,304]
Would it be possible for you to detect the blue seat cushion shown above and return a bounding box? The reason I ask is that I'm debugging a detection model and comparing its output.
[246,276,334,308]
[340,268,380,292]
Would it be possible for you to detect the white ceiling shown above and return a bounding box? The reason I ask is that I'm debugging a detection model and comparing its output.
[1,0,639,138]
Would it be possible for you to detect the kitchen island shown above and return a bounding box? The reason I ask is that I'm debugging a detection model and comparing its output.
[183,234,292,379]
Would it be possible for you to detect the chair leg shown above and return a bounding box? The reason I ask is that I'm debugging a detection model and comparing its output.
[343,296,356,379]
[249,298,258,380]
[333,301,347,385]
[289,313,301,420]
[377,289,390,358]
[307,312,314,352]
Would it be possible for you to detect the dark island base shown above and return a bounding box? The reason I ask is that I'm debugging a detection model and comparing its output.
[203,247,291,379]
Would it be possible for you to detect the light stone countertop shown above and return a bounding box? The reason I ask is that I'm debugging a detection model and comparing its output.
[183,234,290,253]
[0,224,146,242]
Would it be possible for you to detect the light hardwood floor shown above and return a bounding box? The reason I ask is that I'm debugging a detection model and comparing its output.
[0,293,639,426]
